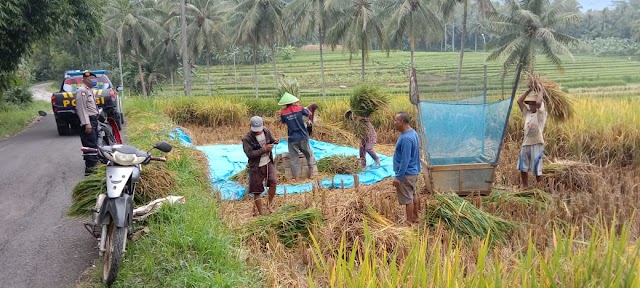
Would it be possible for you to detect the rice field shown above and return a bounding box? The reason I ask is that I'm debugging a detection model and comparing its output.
[158,50,640,98]
[119,49,640,286]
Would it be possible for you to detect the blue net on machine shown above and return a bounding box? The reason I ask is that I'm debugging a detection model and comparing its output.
[414,67,515,166]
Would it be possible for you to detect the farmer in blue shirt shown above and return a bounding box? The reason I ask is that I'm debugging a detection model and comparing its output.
[393,112,421,224]
[279,92,316,180]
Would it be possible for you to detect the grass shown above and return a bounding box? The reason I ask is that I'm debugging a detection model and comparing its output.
[79,97,260,287]
[0,100,50,139]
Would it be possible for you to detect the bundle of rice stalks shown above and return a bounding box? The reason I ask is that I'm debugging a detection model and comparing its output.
[68,166,107,216]
[312,122,358,146]
[484,188,552,210]
[425,193,518,244]
[317,155,362,174]
[276,77,300,99]
[349,84,389,117]
[527,73,575,122]
[543,160,603,193]
[243,204,323,248]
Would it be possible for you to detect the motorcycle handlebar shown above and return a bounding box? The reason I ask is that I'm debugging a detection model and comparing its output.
[150,156,167,162]
[81,147,98,153]
[81,147,167,162]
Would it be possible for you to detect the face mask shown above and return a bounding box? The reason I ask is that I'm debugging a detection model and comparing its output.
[89,79,98,87]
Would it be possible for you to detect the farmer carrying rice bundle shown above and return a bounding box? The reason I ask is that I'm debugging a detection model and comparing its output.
[516,87,548,189]
[279,92,316,181]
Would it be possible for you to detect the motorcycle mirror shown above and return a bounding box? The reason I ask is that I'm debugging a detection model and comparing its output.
[153,141,172,153]
[38,111,47,116]
[116,86,124,91]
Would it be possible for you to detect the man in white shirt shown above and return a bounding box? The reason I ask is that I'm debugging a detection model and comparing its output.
[516,88,548,189]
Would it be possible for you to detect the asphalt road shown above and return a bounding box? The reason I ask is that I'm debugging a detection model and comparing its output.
[0,90,94,287]
[29,82,54,101]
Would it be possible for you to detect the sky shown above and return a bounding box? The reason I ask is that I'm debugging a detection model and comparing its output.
[579,0,615,11]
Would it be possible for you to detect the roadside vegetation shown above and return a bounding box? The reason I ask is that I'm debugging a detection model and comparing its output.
[0,84,49,139]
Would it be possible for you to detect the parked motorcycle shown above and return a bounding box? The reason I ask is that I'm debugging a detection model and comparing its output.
[81,141,172,286]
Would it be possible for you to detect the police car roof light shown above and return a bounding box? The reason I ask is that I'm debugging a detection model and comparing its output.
[66,70,108,77]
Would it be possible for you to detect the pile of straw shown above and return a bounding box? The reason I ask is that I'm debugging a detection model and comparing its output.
[243,204,323,248]
[425,193,518,243]
[527,73,575,122]
[317,155,363,174]
[323,193,413,260]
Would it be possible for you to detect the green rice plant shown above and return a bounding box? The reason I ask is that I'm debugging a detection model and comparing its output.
[425,193,518,244]
[159,97,248,127]
[243,97,281,117]
[316,155,362,174]
[243,204,323,248]
[307,216,640,287]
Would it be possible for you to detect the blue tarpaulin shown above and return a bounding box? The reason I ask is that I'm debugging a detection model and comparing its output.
[172,128,394,201]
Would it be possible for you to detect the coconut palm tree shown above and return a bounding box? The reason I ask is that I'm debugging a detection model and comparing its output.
[442,0,495,95]
[383,0,443,68]
[486,0,580,97]
[325,0,383,82]
[165,0,226,95]
[105,0,163,98]
[284,0,334,98]
[227,0,286,97]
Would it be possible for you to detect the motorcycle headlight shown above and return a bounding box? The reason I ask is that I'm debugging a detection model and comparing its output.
[111,151,147,165]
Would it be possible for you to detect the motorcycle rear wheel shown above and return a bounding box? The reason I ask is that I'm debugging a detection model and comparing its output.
[103,222,127,286]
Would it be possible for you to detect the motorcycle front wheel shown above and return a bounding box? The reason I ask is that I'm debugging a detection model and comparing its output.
[103,222,127,286]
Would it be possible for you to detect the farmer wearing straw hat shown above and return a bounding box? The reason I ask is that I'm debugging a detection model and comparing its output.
[278,92,316,181]
[242,116,279,216]
[517,88,548,189]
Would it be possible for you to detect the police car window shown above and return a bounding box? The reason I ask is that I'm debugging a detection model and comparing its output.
[63,76,111,91]
[96,76,111,89]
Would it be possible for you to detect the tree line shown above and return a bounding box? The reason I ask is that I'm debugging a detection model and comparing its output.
[2,0,640,99]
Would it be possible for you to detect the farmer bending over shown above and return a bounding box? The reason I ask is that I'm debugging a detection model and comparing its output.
[242,116,279,216]
[279,92,316,181]
[393,112,421,224]
[516,88,548,189]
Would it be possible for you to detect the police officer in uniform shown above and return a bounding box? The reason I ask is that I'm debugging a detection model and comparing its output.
[76,70,100,175]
